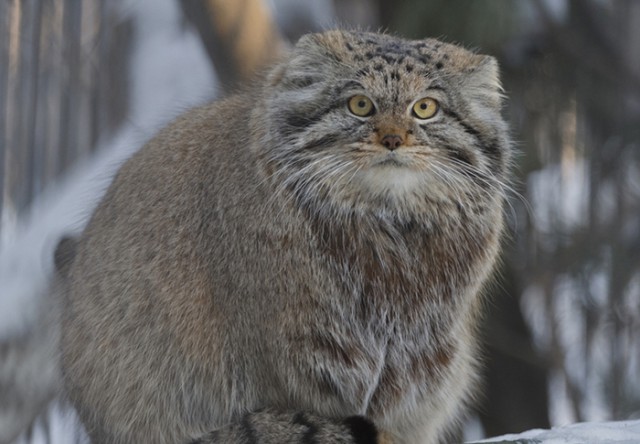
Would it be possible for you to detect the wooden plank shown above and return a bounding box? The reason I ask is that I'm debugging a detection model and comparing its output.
[4,0,22,230]
[0,0,9,237]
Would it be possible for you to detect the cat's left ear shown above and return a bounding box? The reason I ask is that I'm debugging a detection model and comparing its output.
[267,33,332,89]
[462,55,504,110]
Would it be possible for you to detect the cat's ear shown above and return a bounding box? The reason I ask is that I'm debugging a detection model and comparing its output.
[291,33,326,55]
[267,33,336,88]
[461,54,504,110]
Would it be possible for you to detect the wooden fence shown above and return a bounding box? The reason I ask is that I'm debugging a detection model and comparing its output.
[0,0,130,241]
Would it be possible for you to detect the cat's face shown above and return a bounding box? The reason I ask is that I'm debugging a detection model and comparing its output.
[257,30,510,220]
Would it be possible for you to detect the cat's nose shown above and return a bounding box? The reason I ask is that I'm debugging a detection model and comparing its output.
[380,134,404,150]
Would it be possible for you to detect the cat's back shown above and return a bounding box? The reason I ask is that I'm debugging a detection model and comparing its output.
[94,93,254,227]
[78,94,258,265]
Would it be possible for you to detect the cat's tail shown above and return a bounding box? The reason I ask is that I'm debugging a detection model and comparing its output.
[189,410,392,444]
[53,236,78,280]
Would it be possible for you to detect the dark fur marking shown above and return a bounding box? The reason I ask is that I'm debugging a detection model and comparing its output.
[446,146,474,166]
[317,368,342,396]
[241,414,259,444]
[288,76,317,89]
[284,114,322,132]
[309,332,365,368]
[300,134,340,151]
[356,68,371,78]
[381,54,396,64]
[423,131,494,189]
[444,110,482,142]
[293,412,319,444]
[387,42,401,51]
[483,141,502,160]
[283,104,336,133]
[410,344,454,379]
[343,416,378,444]
[325,51,342,64]
[54,236,77,278]
[435,61,444,69]
[368,365,404,411]
[400,218,417,234]
[444,110,502,162]
[338,80,365,93]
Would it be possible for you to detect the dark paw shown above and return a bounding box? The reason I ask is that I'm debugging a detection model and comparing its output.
[342,416,382,444]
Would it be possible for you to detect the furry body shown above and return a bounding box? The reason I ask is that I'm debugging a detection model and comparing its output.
[60,30,511,443]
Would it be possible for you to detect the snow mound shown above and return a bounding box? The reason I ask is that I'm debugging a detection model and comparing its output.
[475,420,640,443]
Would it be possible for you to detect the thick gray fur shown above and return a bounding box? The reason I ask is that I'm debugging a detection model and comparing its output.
[60,30,511,444]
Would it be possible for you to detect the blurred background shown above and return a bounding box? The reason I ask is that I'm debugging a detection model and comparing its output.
[1,0,639,442]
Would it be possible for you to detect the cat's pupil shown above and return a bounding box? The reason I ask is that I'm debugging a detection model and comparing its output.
[358,100,366,108]
[420,103,428,110]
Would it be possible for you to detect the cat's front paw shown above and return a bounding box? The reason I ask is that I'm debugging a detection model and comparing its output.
[343,416,394,444]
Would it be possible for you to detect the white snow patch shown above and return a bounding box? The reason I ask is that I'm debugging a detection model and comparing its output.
[475,419,640,443]
[12,403,88,444]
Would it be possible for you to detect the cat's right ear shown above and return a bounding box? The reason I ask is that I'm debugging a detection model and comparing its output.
[267,33,329,89]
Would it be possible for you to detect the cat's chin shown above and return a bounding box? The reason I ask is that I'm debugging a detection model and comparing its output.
[350,163,458,210]
[356,166,426,198]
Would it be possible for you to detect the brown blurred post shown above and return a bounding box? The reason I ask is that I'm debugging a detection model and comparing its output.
[180,0,286,90]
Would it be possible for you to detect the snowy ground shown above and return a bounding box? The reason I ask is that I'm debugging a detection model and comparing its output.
[476,420,640,443]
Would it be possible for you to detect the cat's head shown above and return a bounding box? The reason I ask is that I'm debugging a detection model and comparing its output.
[254,30,511,223]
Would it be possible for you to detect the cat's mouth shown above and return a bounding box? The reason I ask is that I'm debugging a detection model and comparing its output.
[370,152,412,168]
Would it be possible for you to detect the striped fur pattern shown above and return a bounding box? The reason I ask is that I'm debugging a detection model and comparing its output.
[59,30,511,443]
[188,411,381,444]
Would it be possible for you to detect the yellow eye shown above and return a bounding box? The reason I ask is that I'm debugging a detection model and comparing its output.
[348,95,375,117]
[412,97,439,120]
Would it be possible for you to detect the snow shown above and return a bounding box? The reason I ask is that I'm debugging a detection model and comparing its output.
[475,420,640,443]
[10,403,89,444]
